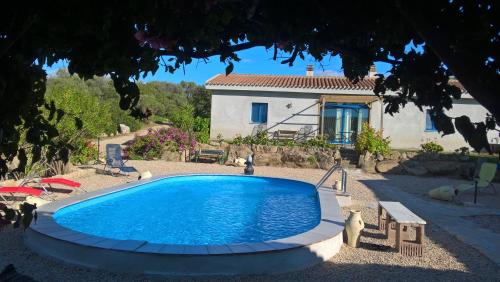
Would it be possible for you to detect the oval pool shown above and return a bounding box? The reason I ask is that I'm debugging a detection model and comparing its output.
[26,174,344,275]
[54,175,321,245]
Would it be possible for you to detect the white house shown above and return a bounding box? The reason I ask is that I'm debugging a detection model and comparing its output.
[206,66,497,151]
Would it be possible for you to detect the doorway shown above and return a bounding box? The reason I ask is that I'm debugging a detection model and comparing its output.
[322,103,369,144]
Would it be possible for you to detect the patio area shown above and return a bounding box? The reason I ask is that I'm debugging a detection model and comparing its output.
[1,161,499,281]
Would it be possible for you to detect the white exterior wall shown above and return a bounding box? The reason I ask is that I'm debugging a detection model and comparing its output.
[369,100,383,131]
[382,99,497,150]
[210,89,496,151]
[210,90,320,139]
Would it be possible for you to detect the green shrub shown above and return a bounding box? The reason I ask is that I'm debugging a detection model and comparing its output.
[44,84,115,139]
[232,135,244,145]
[193,117,210,144]
[106,101,143,132]
[421,141,444,153]
[70,141,98,165]
[126,131,165,160]
[169,104,195,132]
[231,132,338,149]
[355,123,391,155]
[302,136,337,149]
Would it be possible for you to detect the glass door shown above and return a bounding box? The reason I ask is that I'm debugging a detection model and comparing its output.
[323,103,369,144]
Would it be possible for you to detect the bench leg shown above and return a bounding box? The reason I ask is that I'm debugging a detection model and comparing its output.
[378,205,385,231]
[395,222,403,252]
[398,224,425,257]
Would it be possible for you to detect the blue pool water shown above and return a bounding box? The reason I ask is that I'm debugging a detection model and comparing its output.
[54,175,321,245]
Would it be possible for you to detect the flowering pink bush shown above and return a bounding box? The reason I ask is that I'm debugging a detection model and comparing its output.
[126,127,197,160]
[158,128,197,153]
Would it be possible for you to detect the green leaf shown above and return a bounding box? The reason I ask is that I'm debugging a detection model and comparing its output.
[225,62,234,76]
[432,112,455,135]
[74,117,83,129]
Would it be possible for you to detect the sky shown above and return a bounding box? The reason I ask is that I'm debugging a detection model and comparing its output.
[44,46,393,85]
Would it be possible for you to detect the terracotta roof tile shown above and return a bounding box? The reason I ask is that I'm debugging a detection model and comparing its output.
[206,74,466,92]
[206,74,377,90]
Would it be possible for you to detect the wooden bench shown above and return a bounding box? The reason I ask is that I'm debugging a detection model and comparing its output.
[273,130,298,141]
[194,149,225,164]
[378,201,427,256]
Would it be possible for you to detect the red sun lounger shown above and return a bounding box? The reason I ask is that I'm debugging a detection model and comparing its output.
[26,177,86,193]
[40,178,81,188]
[0,186,44,202]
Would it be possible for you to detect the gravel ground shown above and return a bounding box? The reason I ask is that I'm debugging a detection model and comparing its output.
[1,161,499,281]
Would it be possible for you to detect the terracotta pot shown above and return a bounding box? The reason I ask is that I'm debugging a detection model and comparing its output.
[345,210,364,247]
[428,185,458,201]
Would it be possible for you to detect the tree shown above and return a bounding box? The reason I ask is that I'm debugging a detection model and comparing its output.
[0,1,498,175]
[181,81,212,118]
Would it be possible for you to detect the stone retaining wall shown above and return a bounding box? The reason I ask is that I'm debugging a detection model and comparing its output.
[197,144,340,169]
[359,150,500,182]
[224,144,342,170]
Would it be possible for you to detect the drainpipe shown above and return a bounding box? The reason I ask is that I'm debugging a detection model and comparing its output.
[379,98,384,133]
[320,97,325,136]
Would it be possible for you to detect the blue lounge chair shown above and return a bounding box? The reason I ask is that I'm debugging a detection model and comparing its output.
[104,144,138,176]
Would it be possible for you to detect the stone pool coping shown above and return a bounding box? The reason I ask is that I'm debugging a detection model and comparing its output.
[29,174,344,256]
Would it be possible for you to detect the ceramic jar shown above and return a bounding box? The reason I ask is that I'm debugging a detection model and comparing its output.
[345,210,364,247]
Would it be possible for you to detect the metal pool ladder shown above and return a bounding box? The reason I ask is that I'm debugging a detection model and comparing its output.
[315,163,347,193]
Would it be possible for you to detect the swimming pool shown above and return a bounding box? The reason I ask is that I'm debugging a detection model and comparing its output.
[26,174,344,275]
[54,175,321,245]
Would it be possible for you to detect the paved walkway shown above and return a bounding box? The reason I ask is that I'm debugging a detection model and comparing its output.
[96,125,168,155]
[361,174,500,265]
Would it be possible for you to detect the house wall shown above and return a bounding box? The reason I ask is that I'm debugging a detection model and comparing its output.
[210,89,497,151]
[382,99,498,150]
[210,90,320,139]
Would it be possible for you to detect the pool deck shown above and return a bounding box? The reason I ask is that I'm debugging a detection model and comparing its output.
[25,174,345,276]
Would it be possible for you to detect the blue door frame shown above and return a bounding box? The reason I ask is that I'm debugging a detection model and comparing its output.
[323,103,368,145]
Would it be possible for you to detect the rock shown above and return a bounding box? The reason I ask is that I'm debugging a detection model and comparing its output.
[375,152,384,161]
[253,153,282,166]
[458,162,475,179]
[360,159,377,173]
[333,150,342,161]
[388,151,401,160]
[400,152,408,160]
[161,150,181,162]
[281,150,318,168]
[209,141,220,146]
[225,145,253,164]
[416,152,440,161]
[358,151,376,173]
[358,151,372,167]
[139,171,152,180]
[317,153,336,170]
[119,124,130,134]
[375,160,403,174]
[423,161,459,175]
[401,160,428,176]
[234,157,246,167]
[234,145,253,158]
[405,151,418,159]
